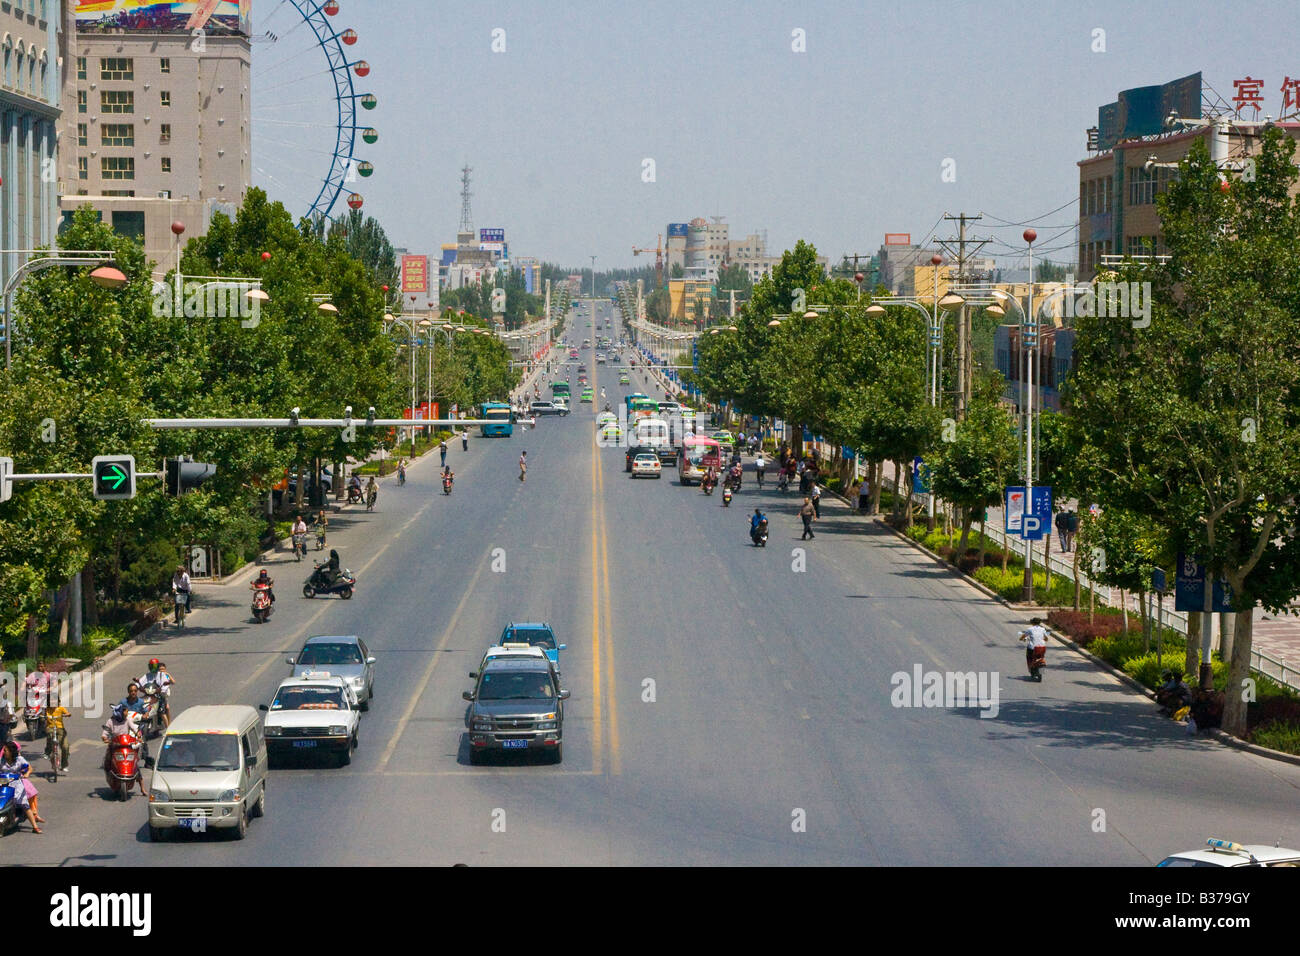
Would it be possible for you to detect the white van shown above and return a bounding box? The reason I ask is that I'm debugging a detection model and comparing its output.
[146,705,268,842]
[633,417,676,464]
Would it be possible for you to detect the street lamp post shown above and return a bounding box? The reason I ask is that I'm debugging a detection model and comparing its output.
[1023,229,1037,603]
[3,250,122,370]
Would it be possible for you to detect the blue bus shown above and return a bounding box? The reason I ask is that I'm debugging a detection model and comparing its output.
[480,401,515,437]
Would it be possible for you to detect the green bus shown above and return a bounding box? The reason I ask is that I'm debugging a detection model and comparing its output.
[551,381,571,400]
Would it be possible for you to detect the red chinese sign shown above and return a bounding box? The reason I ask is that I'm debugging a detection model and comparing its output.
[401,255,428,294]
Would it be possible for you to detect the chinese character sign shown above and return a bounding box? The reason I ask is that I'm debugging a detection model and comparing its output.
[401,255,429,294]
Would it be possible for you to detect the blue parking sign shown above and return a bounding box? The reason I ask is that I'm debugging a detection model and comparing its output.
[1006,486,1052,540]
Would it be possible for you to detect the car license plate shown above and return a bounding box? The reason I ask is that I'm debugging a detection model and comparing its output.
[178,817,206,831]
[292,740,317,748]
[501,739,528,749]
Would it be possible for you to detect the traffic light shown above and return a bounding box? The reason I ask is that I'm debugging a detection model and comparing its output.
[91,455,137,501]
[164,458,217,496]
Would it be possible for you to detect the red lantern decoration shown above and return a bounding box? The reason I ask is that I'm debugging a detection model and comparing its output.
[1023,228,1037,244]
[171,221,186,236]
[341,29,358,45]
[261,251,271,261]
[381,285,389,292]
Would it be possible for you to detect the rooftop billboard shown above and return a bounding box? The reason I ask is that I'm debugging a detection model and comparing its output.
[75,1,251,36]
[667,223,689,238]
[1096,72,1202,151]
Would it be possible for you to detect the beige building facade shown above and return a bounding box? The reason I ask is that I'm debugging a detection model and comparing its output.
[60,25,250,275]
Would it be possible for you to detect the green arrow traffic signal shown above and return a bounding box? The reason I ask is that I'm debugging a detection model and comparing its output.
[91,455,137,501]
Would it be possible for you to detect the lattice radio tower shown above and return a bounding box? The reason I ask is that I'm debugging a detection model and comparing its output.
[459,164,474,233]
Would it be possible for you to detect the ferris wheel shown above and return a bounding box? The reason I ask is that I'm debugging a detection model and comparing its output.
[251,0,378,220]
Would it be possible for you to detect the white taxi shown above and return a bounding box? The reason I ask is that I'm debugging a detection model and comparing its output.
[1157,838,1300,867]
[260,673,360,767]
[631,453,662,478]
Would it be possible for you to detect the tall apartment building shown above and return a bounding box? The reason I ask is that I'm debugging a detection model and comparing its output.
[59,3,250,275]
[0,0,66,299]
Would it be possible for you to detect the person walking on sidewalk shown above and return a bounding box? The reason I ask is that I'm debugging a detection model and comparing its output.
[849,479,861,513]
[799,497,817,540]
[1066,510,1079,552]
[810,480,823,518]
[1055,510,1070,552]
[461,429,469,452]
[439,439,448,467]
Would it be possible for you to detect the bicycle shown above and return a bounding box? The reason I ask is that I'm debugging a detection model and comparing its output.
[398,466,406,487]
[366,487,377,512]
[47,726,65,781]
[172,588,187,628]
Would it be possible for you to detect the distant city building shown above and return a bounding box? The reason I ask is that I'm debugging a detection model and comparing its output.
[59,2,251,276]
[668,277,713,322]
[513,256,539,294]
[876,239,942,296]
[663,216,826,283]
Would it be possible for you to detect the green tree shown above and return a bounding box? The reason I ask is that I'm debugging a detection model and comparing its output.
[1067,129,1300,736]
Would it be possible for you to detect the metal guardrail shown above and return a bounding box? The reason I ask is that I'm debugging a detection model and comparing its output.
[915,493,1299,693]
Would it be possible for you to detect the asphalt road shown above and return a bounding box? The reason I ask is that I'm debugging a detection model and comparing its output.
[9,299,1300,866]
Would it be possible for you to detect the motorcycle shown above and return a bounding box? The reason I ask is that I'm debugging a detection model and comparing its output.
[701,475,716,496]
[347,484,363,505]
[303,563,356,600]
[0,772,24,835]
[136,691,161,742]
[104,732,142,801]
[1022,642,1046,682]
[172,587,187,628]
[251,582,274,624]
[292,532,307,561]
[722,485,733,507]
[442,474,454,495]
[23,686,46,740]
[751,518,769,547]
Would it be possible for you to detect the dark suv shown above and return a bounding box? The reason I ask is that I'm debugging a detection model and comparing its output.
[463,658,569,764]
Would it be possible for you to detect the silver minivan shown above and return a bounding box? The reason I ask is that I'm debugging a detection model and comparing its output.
[146,705,268,842]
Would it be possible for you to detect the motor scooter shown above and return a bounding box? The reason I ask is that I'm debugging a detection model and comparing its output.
[751,518,769,547]
[104,732,142,801]
[303,563,356,600]
[251,582,274,623]
[347,484,363,505]
[722,485,733,507]
[1021,640,1046,682]
[442,474,454,495]
[23,686,46,740]
[0,772,25,835]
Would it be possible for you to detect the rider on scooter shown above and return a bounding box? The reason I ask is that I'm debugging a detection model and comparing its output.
[1018,618,1048,673]
[101,704,147,796]
[750,508,766,537]
[138,659,175,729]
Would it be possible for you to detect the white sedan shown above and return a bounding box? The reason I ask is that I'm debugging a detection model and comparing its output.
[261,673,360,767]
[631,453,662,478]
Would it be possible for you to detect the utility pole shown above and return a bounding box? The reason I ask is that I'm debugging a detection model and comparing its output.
[937,214,990,420]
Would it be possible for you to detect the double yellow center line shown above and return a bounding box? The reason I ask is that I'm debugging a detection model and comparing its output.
[589,364,621,775]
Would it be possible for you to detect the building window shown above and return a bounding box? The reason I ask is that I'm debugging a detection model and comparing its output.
[77,122,87,147]
[101,123,134,147]
[161,157,171,173]
[101,156,135,180]
[77,156,87,180]
[159,122,171,143]
[101,190,135,197]
[1127,166,1159,206]
[100,57,134,81]
[76,56,86,80]
[160,90,170,107]
[101,90,134,113]
[15,51,24,92]
[159,57,170,74]
[77,89,86,113]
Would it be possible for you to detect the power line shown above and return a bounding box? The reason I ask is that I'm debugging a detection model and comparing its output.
[980,197,1079,227]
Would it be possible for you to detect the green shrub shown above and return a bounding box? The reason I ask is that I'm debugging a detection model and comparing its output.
[1251,721,1300,755]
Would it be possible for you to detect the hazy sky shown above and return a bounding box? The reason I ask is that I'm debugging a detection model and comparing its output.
[251,0,1300,271]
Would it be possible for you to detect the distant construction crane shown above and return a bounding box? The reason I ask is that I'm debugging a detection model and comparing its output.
[632,234,664,289]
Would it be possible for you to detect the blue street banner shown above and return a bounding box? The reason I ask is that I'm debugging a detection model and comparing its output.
[1005,486,1052,540]
[1174,553,1234,612]
[912,456,930,494]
